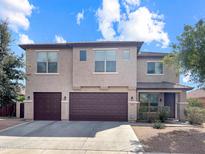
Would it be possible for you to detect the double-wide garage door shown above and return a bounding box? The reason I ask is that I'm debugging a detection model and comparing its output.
[69,92,128,121]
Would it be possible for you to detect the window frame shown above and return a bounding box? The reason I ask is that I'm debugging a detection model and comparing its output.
[94,50,117,73]
[139,92,160,113]
[80,50,87,61]
[36,50,59,74]
[146,61,164,75]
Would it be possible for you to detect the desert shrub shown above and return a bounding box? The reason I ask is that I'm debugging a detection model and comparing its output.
[158,107,170,122]
[185,107,205,125]
[187,98,203,108]
[153,120,165,129]
[147,113,159,123]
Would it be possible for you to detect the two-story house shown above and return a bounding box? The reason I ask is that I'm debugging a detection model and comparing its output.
[19,41,192,121]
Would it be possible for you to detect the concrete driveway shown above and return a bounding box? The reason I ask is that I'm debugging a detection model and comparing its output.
[0,121,143,154]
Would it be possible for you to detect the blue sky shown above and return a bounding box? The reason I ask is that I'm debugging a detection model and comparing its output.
[1,0,205,88]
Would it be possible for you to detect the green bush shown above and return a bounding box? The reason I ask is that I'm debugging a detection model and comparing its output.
[185,107,205,125]
[158,107,170,122]
[153,120,165,129]
[17,95,25,102]
[187,98,203,108]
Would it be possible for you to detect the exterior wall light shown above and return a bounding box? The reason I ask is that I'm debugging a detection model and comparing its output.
[63,96,66,100]
[131,96,134,101]
[27,96,30,100]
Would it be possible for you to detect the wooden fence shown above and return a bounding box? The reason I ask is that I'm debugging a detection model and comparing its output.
[0,103,16,117]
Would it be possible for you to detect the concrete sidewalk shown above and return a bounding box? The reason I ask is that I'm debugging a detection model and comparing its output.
[0,121,144,154]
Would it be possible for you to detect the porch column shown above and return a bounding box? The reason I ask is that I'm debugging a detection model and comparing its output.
[177,91,188,121]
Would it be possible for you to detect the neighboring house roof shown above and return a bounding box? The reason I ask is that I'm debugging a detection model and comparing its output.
[137,82,193,91]
[138,51,169,58]
[19,41,144,52]
[187,89,205,98]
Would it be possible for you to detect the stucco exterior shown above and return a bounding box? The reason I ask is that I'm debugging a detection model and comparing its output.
[23,44,139,121]
[20,42,191,121]
[73,47,137,89]
[24,49,73,120]
[137,56,179,83]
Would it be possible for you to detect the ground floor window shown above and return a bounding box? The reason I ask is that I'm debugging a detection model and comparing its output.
[138,92,161,121]
[139,93,159,112]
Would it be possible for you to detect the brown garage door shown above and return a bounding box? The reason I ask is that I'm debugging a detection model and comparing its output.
[34,92,61,120]
[69,92,128,121]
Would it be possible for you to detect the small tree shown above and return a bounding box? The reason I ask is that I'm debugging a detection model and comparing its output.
[184,98,205,125]
[0,21,25,106]
[164,19,205,88]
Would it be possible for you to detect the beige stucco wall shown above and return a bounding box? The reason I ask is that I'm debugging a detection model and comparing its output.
[73,47,137,89]
[24,45,187,121]
[137,57,179,83]
[16,102,20,118]
[24,49,73,120]
[177,91,187,120]
[24,46,138,121]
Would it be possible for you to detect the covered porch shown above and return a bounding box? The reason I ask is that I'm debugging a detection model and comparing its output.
[136,82,193,121]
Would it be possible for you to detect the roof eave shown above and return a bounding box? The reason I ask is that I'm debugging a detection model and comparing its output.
[19,41,144,50]
[137,87,193,91]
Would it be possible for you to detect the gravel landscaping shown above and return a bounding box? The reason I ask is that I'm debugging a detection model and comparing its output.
[132,124,205,154]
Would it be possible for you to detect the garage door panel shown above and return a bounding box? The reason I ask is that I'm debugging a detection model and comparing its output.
[70,92,128,121]
[34,92,61,120]
[70,115,127,121]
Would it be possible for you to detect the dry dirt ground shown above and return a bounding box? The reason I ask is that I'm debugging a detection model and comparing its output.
[132,124,205,154]
[0,118,25,130]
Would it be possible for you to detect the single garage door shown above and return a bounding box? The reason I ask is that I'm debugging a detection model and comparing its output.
[34,92,61,120]
[69,92,128,121]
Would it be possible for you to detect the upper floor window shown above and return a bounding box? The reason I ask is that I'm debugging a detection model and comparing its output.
[80,50,87,61]
[147,62,163,75]
[37,52,58,73]
[95,51,116,72]
[123,50,130,60]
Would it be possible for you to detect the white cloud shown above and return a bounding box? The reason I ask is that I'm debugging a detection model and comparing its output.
[183,72,191,83]
[0,0,34,31]
[55,35,66,43]
[96,0,120,40]
[118,7,169,48]
[96,0,170,48]
[76,10,84,25]
[19,34,34,44]
[123,0,140,13]
[124,0,140,6]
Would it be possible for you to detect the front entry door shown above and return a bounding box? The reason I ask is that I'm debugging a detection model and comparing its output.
[164,93,175,118]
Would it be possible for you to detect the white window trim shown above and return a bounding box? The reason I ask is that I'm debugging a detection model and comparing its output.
[93,48,118,51]
[36,51,59,74]
[94,50,117,73]
[35,73,59,75]
[93,72,119,75]
[146,61,164,75]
